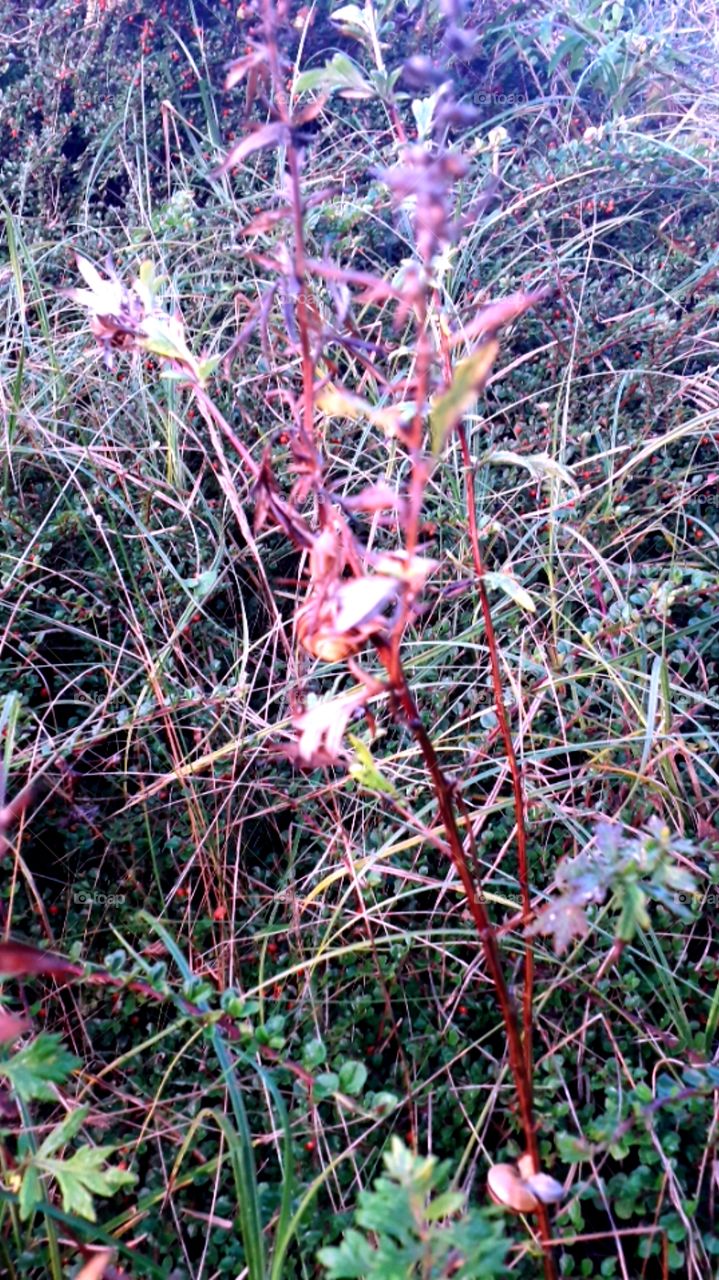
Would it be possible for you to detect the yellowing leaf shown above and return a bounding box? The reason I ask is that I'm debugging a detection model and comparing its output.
[483,571,536,613]
[485,450,579,491]
[429,340,499,454]
[348,735,397,796]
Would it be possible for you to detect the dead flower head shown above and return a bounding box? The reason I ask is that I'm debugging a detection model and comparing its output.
[65,256,205,381]
[295,529,438,663]
[487,1155,564,1215]
[292,688,369,766]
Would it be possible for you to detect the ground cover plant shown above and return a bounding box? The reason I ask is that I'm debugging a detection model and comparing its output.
[1,0,719,1276]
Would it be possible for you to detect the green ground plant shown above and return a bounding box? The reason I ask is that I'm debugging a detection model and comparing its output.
[1,0,719,1277]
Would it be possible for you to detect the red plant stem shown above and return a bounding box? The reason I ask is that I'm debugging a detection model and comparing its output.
[286,146,318,455]
[261,0,317,460]
[378,645,556,1280]
[457,421,535,1093]
[405,305,432,557]
[192,383,259,481]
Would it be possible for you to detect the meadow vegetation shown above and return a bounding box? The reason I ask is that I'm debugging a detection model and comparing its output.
[1,0,719,1276]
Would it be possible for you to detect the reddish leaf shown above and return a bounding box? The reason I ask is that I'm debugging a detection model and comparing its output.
[225,49,268,90]
[0,1011,29,1044]
[525,901,589,956]
[73,1251,114,1280]
[450,289,551,348]
[213,123,288,177]
[0,941,83,980]
[239,207,292,236]
[342,483,403,514]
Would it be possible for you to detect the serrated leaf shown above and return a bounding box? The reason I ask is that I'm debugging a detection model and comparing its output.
[526,899,589,955]
[483,571,536,613]
[37,1146,136,1223]
[0,1033,80,1102]
[424,1189,465,1220]
[318,1228,375,1278]
[318,1138,508,1278]
[429,340,499,453]
[38,1105,90,1158]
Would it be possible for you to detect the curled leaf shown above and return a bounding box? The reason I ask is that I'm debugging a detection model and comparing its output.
[487,1159,564,1214]
[483,571,536,614]
[525,1172,566,1204]
[485,450,579,492]
[293,689,371,765]
[213,122,288,178]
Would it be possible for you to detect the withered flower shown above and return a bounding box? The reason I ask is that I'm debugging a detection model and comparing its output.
[65,256,207,382]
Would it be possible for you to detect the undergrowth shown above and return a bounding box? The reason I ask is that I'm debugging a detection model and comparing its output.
[1,0,719,1277]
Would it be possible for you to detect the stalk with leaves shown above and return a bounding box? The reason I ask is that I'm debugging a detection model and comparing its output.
[62,0,566,1273]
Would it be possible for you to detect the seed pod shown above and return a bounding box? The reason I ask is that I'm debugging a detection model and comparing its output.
[525,1172,565,1205]
[295,606,367,662]
[486,1163,540,1214]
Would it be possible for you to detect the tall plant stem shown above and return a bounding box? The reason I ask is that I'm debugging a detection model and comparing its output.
[457,422,535,1091]
[378,644,556,1280]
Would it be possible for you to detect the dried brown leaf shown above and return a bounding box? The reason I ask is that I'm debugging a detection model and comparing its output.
[525,899,589,955]
[450,288,551,348]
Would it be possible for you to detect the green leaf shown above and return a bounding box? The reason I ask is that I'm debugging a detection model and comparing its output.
[0,1033,80,1102]
[483,571,536,614]
[37,1146,136,1223]
[424,1189,466,1221]
[429,340,499,454]
[348,735,397,796]
[318,1138,508,1279]
[314,1071,340,1101]
[197,354,222,383]
[302,1037,328,1070]
[617,882,649,941]
[295,53,373,100]
[338,1060,368,1096]
[319,1227,376,1278]
[18,1166,42,1222]
[38,1105,89,1158]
